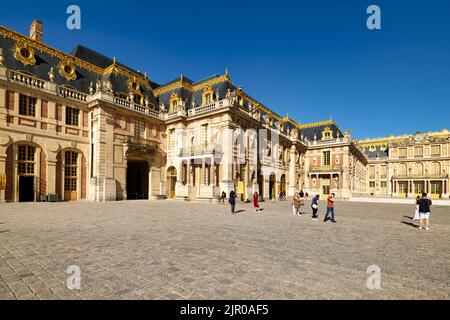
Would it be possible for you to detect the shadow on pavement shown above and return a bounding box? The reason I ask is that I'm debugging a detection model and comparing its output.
[401,221,418,229]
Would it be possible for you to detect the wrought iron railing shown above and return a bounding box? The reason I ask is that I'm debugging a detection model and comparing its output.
[179,144,222,157]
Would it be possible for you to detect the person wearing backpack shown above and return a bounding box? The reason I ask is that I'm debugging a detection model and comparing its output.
[229,191,237,214]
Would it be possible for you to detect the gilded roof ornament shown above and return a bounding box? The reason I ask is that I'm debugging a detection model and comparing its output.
[13,42,36,66]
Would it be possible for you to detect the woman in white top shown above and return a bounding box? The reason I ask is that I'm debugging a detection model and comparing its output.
[413,196,420,224]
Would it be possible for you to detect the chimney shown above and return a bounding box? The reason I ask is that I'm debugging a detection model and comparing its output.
[29,19,43,43]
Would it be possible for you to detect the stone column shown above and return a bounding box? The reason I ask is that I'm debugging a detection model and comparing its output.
[209,157,215,186]
[89,105,116,201]
[304,156,310,192]
[220,125,234,195]
[341,146,351,199]
[0,86,7,126]
[288,146,296,197]
[200,158,205,186]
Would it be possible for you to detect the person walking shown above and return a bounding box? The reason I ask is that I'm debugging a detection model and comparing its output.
[311,194,319,220]
[253,192,261,212]
[417,192,432,230]
[413,195,421,225]
[220,191,227,204]
[292,192,301,216]
[229,191,237,214]
[324,193,337,223]
[299,190,306,214]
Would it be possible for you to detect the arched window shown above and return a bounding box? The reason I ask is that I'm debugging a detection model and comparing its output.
[430,162,441,176]
[414,163,423,176]
[398,163,407,176]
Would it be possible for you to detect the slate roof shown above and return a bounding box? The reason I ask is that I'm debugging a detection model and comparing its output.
[363,146,389,159]
[299,121,343,141]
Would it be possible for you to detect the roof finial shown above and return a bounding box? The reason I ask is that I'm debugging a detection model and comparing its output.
[225,68,228,76]
[144,72,147,79]
[113,56,116,64]
[180,74,184,81]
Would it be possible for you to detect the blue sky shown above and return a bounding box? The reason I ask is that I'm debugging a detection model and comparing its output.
[1,0,449,139]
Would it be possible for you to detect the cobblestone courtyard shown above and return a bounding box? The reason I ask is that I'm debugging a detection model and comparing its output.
[0,200,449,300]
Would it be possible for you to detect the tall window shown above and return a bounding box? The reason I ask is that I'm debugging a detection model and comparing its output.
[398,148,407,158]
[205,94,212,104]
[19,94,36,117]
[430,162,441,176]
[369,166,375,179]
[431,145,441,156]
[134,118,145,138]
[414,146,423,157]
[65,107,79,126]
[134,93,143,105]
[380,165,387,178]
[64,151,78,193]
[171,100,178,112]
[18,145,35,175]
[200,124,208,146]
[323,151,331,166]
[168,129,175,151]
[414,163,423,176]
[398,163,407,176]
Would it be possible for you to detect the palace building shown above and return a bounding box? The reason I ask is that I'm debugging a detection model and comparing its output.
[359,130,450,199]
[0,21,448,203]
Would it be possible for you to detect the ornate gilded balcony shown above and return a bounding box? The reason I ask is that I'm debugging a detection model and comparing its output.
[309,165,343,173]
[124,136,159,153]
[179,144,222,157]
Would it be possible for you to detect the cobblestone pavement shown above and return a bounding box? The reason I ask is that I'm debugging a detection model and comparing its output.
[0,199,449,300]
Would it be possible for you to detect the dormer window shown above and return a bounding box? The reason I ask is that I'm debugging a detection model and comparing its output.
[205,94,212,104]
[133,93,143,105]
[169,92,181,112]
[322,126,334,140]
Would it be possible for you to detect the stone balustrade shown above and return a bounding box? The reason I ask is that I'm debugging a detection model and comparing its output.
[58,86,88,102]
[9,70,46,90]
[113,96,161,119]
[188,99,231,116]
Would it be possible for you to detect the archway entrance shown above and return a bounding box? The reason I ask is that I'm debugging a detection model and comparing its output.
[257,173,264,198]
[18,145,36,202]
[167,167,177,199]
[126,160,149,200]
[269,174,276,200]
[280,174,286,196]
